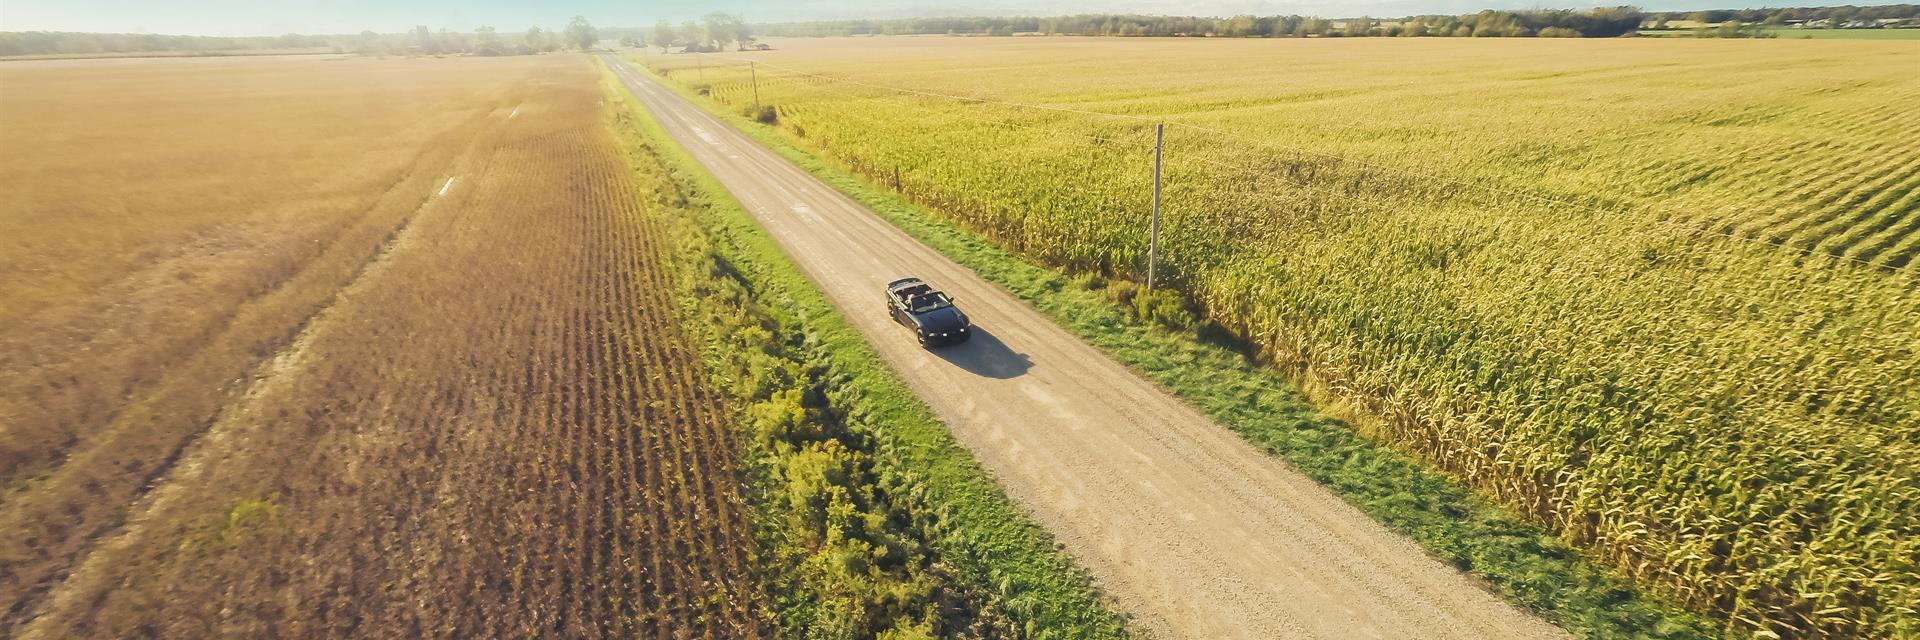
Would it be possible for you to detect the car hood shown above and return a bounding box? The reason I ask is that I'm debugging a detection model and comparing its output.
[910,306,968,332]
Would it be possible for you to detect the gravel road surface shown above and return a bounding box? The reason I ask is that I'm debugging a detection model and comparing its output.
[606,53,1567,640]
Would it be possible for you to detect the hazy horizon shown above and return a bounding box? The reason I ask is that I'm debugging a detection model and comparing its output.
[4,0,1788,37]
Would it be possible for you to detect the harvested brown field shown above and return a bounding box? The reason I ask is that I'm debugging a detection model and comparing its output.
[0,54,763,637]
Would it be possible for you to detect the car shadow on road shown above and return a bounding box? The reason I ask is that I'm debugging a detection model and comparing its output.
[932,327,1033,379]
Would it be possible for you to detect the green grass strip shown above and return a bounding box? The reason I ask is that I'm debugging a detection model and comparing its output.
[607,62,1132,639]
[634,56,1724,640]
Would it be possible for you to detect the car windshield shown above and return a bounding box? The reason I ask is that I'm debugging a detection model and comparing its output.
[908,293,951,313]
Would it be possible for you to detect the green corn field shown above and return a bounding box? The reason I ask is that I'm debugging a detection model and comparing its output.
[643,36,1919,638]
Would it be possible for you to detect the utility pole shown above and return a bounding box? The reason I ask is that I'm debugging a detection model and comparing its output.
[750,61,761,112]
[1148,122,1163,293]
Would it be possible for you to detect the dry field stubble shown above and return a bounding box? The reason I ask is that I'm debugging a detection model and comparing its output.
[2,55,762,636]
[0,55,527,615]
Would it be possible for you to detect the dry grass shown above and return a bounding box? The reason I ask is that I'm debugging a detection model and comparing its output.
[1,54,763,636]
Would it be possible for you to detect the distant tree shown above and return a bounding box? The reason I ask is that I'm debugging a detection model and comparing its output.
[1221,14,1257,37]
[653,20,676,52]
[564,15,598,50]
[1689,10,1714,25]
[525,26,549,51]
[1587,6,1646,36]
[702,13,728,49]
[476,26,502,55]
[1471,13,1504,36]
[438,28,469,54]
[727,15,755,50]
[1346,15,1375,36]
[702,12,748,50]
[680,20,705,50]
[1267,16,1296,36]
[411,25,438,54]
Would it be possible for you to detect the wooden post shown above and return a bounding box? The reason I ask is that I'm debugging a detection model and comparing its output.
[1148,123,1163,293]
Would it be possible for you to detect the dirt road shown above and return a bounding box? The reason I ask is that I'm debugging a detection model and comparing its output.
[605,54,1568,639]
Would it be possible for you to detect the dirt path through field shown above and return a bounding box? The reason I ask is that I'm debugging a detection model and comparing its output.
[605,54,1568,639]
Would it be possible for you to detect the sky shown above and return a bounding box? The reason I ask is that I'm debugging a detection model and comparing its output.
[1,0,1764,36]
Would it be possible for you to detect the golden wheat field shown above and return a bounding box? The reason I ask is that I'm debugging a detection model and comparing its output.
[0,55,762,637]
[651,37,1920,638]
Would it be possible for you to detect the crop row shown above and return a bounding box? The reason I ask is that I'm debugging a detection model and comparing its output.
[0,56,544,633]
[650,38,1919,638]
[12,58,764,638]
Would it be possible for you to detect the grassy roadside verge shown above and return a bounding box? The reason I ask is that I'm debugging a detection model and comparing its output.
[601,65,1130,639]
[631,57,1723,639]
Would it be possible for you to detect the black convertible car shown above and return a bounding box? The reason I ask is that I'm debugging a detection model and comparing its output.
[884,277,971,347]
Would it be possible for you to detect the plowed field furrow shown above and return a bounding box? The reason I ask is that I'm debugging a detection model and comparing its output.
[1852,199,1920,267]
[1800,166,1920,253]
[605,219,676,640]
[5,56,765,639]
[1821,173,1920,259]
[1742,160,1887,240]
[0,123,499,632]
[1879,223,1920,269]
[1841,89,1920,136]
[1769,154,1920,247]
[1731,141,1894,235]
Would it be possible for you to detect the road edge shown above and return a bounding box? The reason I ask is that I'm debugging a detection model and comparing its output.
[627,54,1724,640]
[602,58,1136,639]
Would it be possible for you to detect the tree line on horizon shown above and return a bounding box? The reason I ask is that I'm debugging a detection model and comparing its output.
[0,16,602,58]
[758,3,1918,38]
[629,13,758,53]
[760,9,1639,38]
[6,3,1917,57]
[1662,2,1918,23]
[0,32,332,57]
[355,16,597,57]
